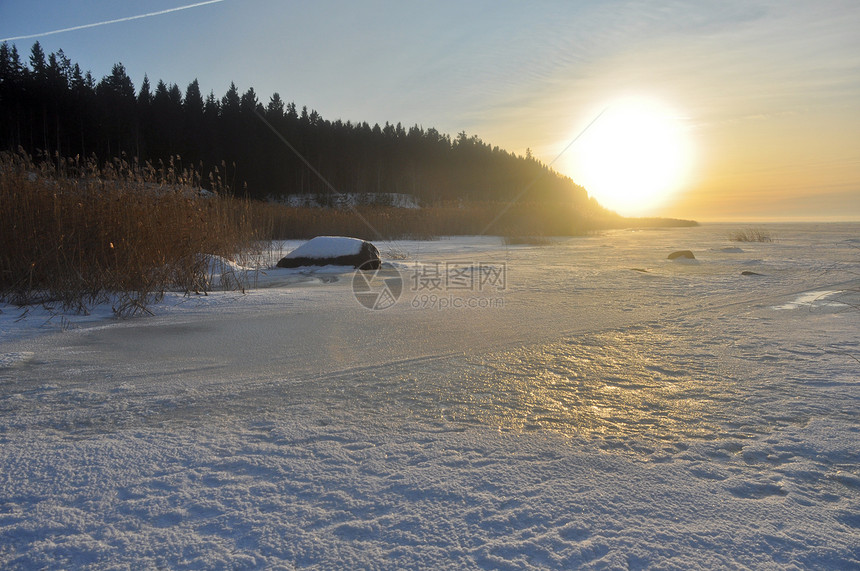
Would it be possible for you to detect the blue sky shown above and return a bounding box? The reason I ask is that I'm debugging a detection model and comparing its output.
[2,0,859,220]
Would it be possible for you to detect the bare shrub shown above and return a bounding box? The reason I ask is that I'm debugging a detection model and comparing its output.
[729,228,774,243]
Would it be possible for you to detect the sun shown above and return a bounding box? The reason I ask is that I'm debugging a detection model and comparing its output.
[565,97,694,217]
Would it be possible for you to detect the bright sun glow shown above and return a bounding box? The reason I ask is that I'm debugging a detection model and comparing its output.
[566,97,694,217]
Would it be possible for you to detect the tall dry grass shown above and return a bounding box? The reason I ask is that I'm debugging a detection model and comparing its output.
[0,151,267,315]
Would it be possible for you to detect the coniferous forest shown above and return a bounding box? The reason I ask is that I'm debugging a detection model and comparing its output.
[0,41,605,211]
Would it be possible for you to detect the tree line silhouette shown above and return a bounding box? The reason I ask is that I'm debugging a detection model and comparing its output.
[1,41,601,211]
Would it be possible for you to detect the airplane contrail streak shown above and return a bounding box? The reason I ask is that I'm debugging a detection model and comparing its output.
[2,0,226,42]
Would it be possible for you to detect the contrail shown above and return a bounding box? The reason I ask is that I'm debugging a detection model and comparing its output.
[1,0,226,42]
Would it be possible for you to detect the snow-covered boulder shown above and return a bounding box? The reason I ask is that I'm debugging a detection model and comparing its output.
[668,250,695,260]
[276,236,381,270]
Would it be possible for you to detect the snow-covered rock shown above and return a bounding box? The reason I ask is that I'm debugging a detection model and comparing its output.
[668,249,695,260]
[276,236,381,269]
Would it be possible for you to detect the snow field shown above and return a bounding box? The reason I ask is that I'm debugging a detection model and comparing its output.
[1,223,858,569]
[1,413,857,569]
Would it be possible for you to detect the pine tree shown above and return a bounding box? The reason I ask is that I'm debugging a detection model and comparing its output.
[266,92,284,119]
[95,63,136,157]
[220,82,240,116]
[136,75,153,159]
[138,75,153,106]
[28,42,47,80]
[184,79,205,163]
[240,87,260,117]
[151,80,183,159]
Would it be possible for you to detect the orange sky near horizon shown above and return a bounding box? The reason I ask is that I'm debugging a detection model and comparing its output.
[474,3,860,221]
[662,102,860,221]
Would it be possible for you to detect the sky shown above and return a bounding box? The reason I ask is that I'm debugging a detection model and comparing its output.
[1,0,859,221]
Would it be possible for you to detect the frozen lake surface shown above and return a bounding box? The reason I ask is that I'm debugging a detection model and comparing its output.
[1,223,859,569]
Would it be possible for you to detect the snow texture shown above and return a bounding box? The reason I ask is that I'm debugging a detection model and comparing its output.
[1,223,859,569]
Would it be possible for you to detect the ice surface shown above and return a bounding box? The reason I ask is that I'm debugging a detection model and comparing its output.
[1,223,859,569]
[771,290,842,310]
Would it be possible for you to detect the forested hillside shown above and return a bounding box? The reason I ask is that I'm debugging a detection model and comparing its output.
[0,41,600,212]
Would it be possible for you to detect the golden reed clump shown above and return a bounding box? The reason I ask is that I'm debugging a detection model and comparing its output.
[0,150,267,315]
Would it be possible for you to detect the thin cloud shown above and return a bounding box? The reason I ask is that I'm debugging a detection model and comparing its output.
[1,0,226,42]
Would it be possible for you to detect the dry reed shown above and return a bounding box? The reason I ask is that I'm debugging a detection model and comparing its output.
[0,151,267,315]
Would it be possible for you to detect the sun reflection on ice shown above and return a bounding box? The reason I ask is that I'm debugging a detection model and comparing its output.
[399,326,729,444]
